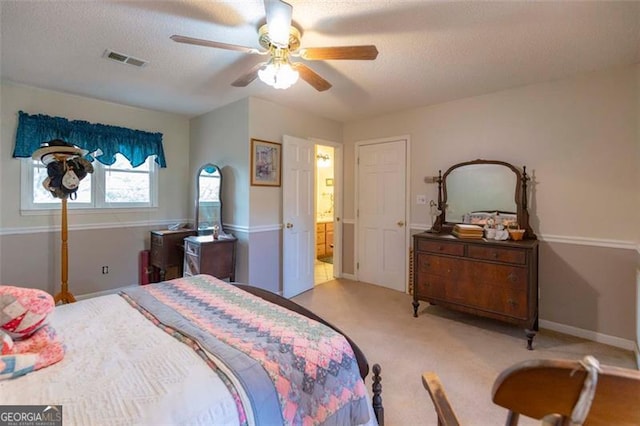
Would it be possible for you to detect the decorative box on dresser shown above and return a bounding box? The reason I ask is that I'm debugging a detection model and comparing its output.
[413,232,539,349]
[150,229,197,282]
[183,235,237,281]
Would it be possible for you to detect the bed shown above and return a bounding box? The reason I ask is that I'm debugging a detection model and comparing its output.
[0,274,383,425]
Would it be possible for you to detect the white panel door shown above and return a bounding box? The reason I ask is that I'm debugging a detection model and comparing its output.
[282,135,315,298]
[357,139,407,291]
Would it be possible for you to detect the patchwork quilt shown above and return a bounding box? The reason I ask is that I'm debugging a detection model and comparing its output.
[121,274,369,426]
[0,325,65,380]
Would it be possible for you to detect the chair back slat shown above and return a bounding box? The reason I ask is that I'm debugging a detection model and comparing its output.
[491,359,640,426]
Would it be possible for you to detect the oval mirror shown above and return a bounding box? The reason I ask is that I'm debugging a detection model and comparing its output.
[195,163,222,236]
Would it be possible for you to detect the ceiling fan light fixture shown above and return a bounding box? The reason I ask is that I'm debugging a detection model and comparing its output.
[258,58,299,90]
[264,0,293,48]
[172,0,376,92]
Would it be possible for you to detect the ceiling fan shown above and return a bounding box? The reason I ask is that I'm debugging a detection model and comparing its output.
[170,0,378,91]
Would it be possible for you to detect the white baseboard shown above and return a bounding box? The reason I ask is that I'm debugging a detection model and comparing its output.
[75,285,133,301]
[341,273,356,281]
[635,342,640,370]
[539,319,635,351]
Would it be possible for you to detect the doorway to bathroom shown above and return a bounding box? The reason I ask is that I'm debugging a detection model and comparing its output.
[315,144,335,285]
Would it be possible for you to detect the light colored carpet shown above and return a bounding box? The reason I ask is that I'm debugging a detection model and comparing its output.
[292,279,637,426]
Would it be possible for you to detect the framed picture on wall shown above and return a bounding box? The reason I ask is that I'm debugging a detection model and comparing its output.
[250,139,281,187]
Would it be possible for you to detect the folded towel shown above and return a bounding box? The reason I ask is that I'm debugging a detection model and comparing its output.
[0,325,65,380]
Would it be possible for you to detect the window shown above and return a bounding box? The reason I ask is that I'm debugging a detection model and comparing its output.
[21,153,158,211]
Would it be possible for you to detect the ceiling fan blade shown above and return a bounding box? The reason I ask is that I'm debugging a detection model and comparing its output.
[231,62,267,87]
[170,35,260,54]
[292,63,332,92]
[264,0,292,47]
[299,45,379,60]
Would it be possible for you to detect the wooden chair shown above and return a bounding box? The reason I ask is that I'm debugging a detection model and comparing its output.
[422,358,640,426]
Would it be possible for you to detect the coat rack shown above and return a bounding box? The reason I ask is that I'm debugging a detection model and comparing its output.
[56,194,75,304]
[32,140,92,304]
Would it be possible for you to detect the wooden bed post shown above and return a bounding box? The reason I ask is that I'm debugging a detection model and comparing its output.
[54,197,75,304]
[372,364,384,425]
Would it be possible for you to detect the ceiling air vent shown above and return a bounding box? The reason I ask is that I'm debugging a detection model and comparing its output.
[103,49,148,67]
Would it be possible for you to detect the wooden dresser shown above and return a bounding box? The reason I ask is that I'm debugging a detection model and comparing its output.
[413,232,539,349]
[183,235,237,281]
[316,222,334,259]
[150,229,196,281]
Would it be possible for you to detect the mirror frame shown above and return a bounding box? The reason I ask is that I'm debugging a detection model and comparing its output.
[432,159,535,239]
[195,163,223,236]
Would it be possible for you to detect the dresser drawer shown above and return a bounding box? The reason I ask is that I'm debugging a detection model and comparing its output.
[467,245,526,265]
[467,279,528,319]
[184,240,200,256]
[472,262,527,286]
[415,272,447,300]
[150,246,161,268]
[416,239,464,256]
[184,253,199,276]
[151,233,163,247]
[417,254,461,278]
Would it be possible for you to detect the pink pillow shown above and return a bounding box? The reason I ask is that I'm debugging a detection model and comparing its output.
[0,286,54,339]
[0,331,13,355]
[0,325,65,380]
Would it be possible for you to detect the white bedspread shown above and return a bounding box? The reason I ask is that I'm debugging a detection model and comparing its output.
[0,294,242,425]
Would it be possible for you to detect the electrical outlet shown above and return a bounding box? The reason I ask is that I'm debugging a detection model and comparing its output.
[416,195,427,205]
[102,266,109,274]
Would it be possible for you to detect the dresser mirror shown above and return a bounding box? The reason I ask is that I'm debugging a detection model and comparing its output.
[195,163,223,236]
[432,159,535,238]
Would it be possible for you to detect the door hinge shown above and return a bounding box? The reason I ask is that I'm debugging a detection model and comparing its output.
[357,209,359,218]
[357,262,359,270]
[357,157,360,165]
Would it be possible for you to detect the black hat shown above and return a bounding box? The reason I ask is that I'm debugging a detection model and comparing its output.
[31,139,87,165]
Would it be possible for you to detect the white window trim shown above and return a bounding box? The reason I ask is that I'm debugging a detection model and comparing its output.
[20,157,159,214]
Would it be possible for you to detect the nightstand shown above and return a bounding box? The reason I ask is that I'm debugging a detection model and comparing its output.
[183,235,237,281]
[150,229,196,281]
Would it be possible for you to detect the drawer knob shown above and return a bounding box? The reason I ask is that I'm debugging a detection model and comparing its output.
[493,252,499,258]
[508,273,518,283]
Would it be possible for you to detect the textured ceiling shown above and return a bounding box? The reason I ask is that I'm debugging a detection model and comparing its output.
[1,1,639,123]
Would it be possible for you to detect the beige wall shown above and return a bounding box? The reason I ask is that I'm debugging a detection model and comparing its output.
[189,98,251,283]
[636,66,640,354]
[247,97,342,227]
[247,98,342,293]
[0,226,155,295]
[343,65,639,342]
[2,67,637,345]
[0,83,191,294]
[187,97,342,293]
[344,65,638,239]
[189,98,250,229]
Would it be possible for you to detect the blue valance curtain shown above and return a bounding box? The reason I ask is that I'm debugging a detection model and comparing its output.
[12,111,166,168]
